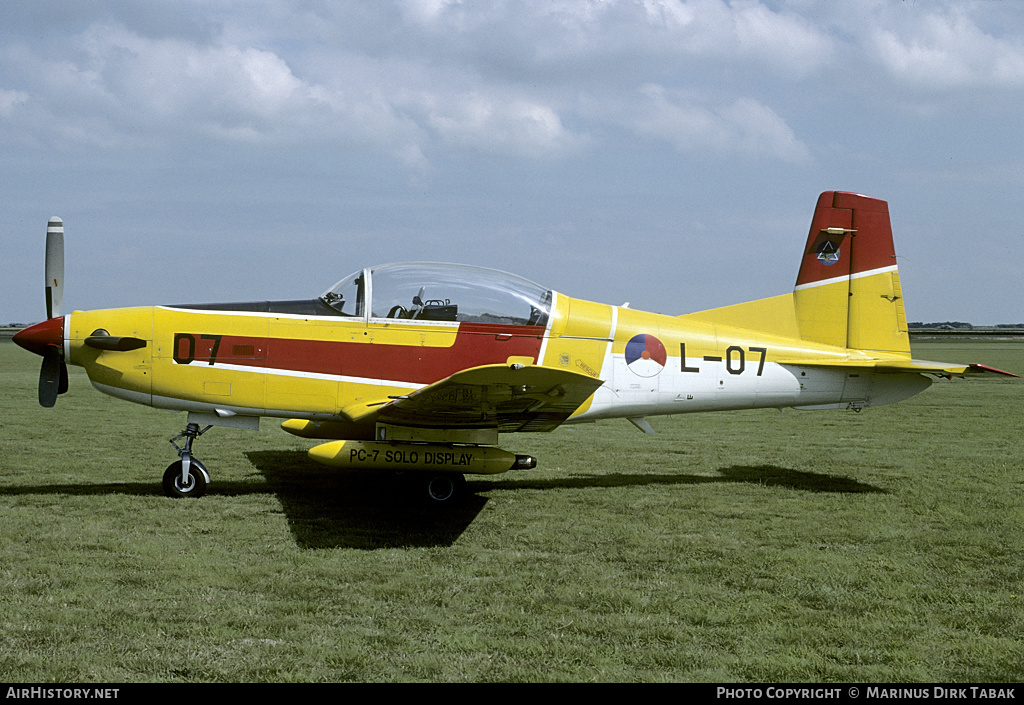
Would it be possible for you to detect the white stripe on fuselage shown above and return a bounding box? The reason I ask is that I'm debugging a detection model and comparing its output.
[173,359,422,391]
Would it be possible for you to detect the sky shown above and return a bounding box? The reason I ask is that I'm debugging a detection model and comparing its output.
[2,0,1022,326]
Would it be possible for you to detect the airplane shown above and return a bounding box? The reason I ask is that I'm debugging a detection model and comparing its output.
[13,191,1016,503]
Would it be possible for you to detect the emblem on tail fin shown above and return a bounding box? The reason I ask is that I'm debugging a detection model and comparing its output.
[815,240,841,265]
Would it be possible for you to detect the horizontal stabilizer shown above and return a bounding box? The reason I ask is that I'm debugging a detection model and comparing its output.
[874,360,1017,377]
[778,358,1018,378]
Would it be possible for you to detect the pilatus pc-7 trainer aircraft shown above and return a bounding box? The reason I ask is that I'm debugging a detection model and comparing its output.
[14,191,1015,503]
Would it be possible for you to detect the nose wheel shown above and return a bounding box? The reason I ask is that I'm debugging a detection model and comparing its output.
[163,458,209,497]
[164,422,212,498]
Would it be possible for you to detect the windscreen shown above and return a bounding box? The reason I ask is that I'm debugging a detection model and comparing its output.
[367,263,550,326]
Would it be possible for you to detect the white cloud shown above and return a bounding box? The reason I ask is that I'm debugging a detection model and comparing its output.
[636,0,833,76]
[3,0,1024,325]
[400,0,465,26]
[3,21,430,160]
[0,88,28,117]
[80,23,328,134]
[624,84,811,163]
[410,90,587,158]
[2,16,589,163]
[868,7,1024,90]
[13,1,1020,170]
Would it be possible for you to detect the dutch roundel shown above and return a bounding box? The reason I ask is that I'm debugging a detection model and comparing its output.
[625,334,667,377]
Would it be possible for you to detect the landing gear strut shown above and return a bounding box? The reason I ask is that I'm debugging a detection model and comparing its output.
[164,422,212,498]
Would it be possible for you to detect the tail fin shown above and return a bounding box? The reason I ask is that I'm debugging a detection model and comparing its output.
[794,191,909,355]
[681,191,910,356]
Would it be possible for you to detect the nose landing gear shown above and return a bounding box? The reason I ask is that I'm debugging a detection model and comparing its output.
[163,422,212,498]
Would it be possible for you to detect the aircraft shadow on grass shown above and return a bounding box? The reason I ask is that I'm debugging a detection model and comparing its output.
[468,463,888,496]
[246,450,888,550]
[246,450,487,550]
[0,452,886,551]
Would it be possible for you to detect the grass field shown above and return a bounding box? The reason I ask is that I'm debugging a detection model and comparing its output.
[0,339,1021,682]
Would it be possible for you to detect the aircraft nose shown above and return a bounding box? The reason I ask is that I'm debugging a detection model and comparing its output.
[12,316,64,356]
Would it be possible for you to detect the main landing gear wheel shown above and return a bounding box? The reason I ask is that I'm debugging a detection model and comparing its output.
[422,473,467,505]
[162,458,209,498]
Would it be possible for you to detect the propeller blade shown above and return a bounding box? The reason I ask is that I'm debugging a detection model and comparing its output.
[45,217,64,320]
[58,359,69,395]
[39,347,62,408]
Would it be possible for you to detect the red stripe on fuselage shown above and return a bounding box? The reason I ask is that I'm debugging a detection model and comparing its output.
[176,322,544,385]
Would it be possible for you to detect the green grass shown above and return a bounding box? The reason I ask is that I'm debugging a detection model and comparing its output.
[0,339,1021,682]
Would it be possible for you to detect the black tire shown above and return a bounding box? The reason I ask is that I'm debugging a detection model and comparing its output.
[162,459,209,498]
[423,473,466,505]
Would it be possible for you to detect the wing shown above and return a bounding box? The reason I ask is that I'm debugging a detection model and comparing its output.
[375,364,605,433]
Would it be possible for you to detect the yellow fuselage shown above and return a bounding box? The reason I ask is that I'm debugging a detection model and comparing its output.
[61,280,926,434]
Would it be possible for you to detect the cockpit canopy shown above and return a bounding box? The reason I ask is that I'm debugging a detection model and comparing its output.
[321,263,551,327]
